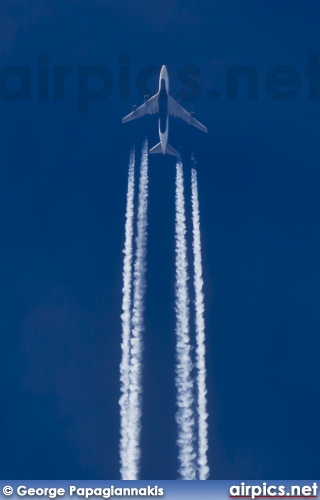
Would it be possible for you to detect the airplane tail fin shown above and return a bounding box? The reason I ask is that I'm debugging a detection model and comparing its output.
[149,142,179,157]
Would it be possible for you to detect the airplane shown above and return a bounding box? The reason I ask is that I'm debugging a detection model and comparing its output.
[122,65,208,157]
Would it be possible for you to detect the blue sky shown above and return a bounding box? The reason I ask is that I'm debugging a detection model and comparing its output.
[1,0,320,479]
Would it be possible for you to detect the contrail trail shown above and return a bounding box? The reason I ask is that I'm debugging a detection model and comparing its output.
[191,166,209,480]
[127,139,149,479]
[175,160,196,480]
[119,148,135,479]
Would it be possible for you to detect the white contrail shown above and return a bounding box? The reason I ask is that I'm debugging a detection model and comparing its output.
[127,139,149,479]
[119,147,135,479]
[191,167,210,480]
[175,160,196,480]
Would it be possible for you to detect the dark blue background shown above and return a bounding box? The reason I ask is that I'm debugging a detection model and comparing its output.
[1,0,320,479]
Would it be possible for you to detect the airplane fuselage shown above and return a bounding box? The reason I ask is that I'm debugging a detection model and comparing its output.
[158,66,169,154]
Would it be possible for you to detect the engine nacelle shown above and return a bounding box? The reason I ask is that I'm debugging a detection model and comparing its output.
[132,104,137,111]
[144,94,149,102]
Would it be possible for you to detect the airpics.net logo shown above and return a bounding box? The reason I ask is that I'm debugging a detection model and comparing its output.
[1,52,320,112]
[230,482,318,500]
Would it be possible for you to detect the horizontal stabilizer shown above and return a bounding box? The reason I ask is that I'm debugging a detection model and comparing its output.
[166,143,179,157]
[149,142,179,157]
[149,142,163,154]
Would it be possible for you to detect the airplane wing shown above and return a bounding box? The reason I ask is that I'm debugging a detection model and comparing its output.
[122,93,159,123]
[168,95,208,133]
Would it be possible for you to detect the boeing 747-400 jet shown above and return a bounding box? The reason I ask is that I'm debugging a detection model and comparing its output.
[122,65,208,157]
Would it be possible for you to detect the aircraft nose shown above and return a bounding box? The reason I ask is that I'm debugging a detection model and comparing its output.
[160,65,168,78]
